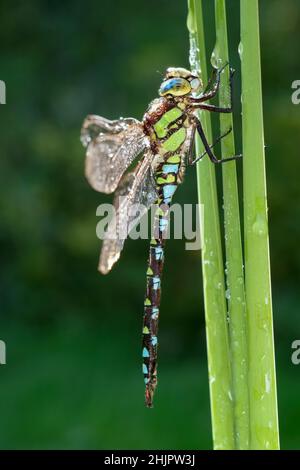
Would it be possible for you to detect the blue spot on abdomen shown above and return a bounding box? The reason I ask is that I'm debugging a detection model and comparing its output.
[162,164,179,174]
[163,184,177,203]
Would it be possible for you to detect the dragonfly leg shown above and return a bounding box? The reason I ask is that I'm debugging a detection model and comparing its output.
[195,103,232,113]
[189,65,234,108]
[192,117,242,165]
[188,124,233,165]
[202,67,218,95]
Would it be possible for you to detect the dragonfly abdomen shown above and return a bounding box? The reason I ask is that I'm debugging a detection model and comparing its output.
[142,153,185,407]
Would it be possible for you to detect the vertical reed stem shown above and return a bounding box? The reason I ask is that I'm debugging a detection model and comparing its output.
[214,0,249,449]
[187,0,235,450]
[240,0,280,449]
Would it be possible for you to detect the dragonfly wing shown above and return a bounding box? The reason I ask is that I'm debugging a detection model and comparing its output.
[99,150,158,274]
[81,115,148,194]
[81,114,142,145]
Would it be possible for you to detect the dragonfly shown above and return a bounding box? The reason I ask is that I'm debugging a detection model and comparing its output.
[81,64,241,408]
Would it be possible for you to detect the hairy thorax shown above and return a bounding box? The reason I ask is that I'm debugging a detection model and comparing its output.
[143,97,191,154]
[143,97,193,190]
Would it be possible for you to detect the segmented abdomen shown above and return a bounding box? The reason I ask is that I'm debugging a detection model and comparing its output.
[142,99,188,407]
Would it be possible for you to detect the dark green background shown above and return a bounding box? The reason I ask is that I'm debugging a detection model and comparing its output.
[0,0,300,449]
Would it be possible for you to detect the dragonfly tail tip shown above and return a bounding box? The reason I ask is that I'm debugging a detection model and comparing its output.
[145,381,157,408]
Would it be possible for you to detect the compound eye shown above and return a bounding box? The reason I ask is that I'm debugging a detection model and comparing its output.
[159,78,191,97]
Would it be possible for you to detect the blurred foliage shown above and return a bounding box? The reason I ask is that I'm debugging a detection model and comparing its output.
[0,0,300,449]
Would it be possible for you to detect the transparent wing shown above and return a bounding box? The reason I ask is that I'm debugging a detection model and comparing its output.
[81,114,148,194]
[99,150,158,274]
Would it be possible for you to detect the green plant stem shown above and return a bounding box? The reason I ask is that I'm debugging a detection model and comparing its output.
[240,0,280,449]
[214,0,249,449]
[187,0,235,450]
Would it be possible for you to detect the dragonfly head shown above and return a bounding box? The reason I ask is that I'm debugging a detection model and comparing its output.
[159,67,202,98]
